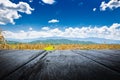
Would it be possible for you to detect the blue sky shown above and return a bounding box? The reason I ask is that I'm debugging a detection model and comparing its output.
[0,0,120,40]
[2,0,119,29]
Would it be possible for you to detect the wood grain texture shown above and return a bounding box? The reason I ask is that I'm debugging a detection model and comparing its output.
[72,50,120,73]
[0,50,120,80]
[0,50,45,79]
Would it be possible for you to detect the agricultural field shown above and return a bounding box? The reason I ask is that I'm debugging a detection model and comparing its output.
[0,44,120,50]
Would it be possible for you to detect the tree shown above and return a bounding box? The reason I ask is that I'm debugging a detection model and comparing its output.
[0,29,6,44]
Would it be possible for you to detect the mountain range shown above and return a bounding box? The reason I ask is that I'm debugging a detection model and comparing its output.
[6,37,120,44]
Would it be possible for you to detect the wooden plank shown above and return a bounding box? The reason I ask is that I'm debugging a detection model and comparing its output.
[4,51,48,80]
[96,50,120,56]
[0,50,45,79]
[73,50,120,73]
[1,50,120,80]
[80,50,120,62]
[0,50,17,55]
[92,50,120,62]
[20,50,120,80]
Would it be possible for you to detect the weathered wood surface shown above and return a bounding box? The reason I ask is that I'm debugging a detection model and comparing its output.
[72,50,120,73]
[0,50,45,79]
[0,50,120,80]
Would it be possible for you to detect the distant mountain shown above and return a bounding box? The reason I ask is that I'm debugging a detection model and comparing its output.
[6,37,120,44]
[30,39,95,44]
[6,41,21,44]
[70,37,120,44]
[30,37,120,44]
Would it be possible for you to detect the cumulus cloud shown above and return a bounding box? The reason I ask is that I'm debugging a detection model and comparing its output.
[100,0,120,11]
[42,0,55,5]
[48,19,59,23]
[2,23,120,40]
[0,0,34,25]
[29,27,33,30]
[93,8,96,11]
[41,27,50,30]
[29,0,33,3]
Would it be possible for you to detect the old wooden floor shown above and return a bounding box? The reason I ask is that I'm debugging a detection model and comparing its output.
[0,50,120,80]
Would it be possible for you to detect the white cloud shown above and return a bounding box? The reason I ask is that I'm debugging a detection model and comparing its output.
[29,0,33,3]
[48,19,59,23]
[3,23,120,40]
[41,27,50,30]
[100,0,120,11]
[93,8,96,11]
[29,27,33,30]
[42,0,55,5]
[0,0,34,25]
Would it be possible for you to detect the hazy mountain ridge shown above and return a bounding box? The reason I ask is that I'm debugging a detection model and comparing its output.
[6,37,120,44]
[29,39,95,44]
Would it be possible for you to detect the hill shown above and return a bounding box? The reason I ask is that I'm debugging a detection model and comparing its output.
[30,39,96,44]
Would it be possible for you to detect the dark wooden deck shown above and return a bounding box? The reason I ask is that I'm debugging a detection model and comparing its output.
[0,50,120,80]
